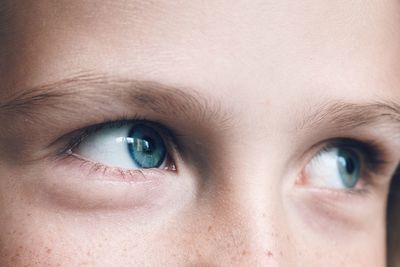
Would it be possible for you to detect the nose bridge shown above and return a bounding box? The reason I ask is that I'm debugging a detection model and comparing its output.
[191,125,295,266]
[195,171,291,266]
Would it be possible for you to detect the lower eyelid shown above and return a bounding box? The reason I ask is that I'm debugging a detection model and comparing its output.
[44,177,166,211]
[39,157,192,213]
[290,186,376,232]
[58,153,173,182]
[65,122,180,172]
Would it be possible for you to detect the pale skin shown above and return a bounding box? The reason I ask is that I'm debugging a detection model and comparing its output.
[0,1,400,266]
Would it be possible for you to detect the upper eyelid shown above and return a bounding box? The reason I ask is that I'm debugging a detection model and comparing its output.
[3,73,400,141]
[317,138,389,176]
[1,74,232,132]
[59,119,182,160]
[51,116,145,153]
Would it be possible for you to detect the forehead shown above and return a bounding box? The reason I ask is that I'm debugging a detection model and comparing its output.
[2,0,400,104]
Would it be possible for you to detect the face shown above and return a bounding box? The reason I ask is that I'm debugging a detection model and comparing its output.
[1,0,400,266]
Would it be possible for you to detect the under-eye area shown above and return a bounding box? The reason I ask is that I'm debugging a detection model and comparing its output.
[0,0,400,266]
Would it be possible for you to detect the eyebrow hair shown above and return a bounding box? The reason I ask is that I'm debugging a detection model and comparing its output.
[0,72,228,126]
[296,100,400,133]
[1,72,400,137]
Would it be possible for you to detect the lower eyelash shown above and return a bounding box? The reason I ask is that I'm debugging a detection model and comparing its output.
[299,186,372,200]
[55,118,180,171]
[60,152,173,182]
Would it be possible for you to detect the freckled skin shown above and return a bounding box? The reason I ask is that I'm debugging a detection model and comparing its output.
[1,0,400,266]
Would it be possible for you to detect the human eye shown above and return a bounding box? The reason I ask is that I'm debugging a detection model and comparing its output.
[60,120,177,182]
[40,119,195,211]
[297,139,386,192]
[63,120,178,174]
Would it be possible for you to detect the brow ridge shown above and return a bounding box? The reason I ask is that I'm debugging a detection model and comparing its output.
[297,100,400,133]
[0,72,230,127]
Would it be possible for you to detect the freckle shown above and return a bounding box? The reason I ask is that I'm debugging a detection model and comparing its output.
[27,213,31,217]
[241,250,248,256]
[46,248,52,254]
[195,249,202,257]
[265,250,273,258]
[207,226,212,232]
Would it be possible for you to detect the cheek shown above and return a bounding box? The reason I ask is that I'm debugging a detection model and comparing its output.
[0,211,186,267]
[0,220,74,266]
[0,209,120,266]
[0,166,389,266]
[0,172,85,266]
[294,229,386,266]
[286,190,387,266]
[288,208,387,266]
[0,176,176,266]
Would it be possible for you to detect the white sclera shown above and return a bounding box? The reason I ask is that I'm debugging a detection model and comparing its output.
[76,124,140,169]
[305,148,349,189]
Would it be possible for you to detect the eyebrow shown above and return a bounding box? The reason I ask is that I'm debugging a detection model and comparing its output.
[296,100,400,133]
[1,72,400,135]
[0,72,228,126]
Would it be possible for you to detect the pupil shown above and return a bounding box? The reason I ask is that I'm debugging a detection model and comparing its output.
[345,157,355,174]
[141,136,154,153]
[337,148,360,188]
[127,124,166,168]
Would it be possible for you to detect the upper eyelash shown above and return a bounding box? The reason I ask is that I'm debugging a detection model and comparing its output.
[319,138,388,176]
[58,119,391,182]
[57,118,179,158]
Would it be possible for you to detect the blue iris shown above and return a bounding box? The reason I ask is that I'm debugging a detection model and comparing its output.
[337,148,361,188]
[127,124,167,168]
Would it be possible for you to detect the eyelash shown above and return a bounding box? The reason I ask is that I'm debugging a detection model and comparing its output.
[56,118,390,188]
[320,138,387,175]
[60,117,171,151]
[56,118,181,175]
[303,138,389,196]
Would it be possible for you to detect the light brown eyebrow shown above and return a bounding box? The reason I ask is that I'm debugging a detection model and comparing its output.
[1,72,400,136]
[296,100,400,133]
[0,72,228,126]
